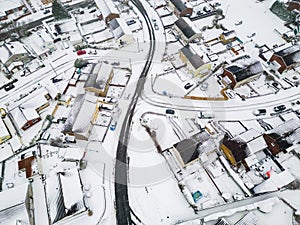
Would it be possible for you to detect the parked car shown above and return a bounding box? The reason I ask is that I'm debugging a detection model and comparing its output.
[273,104,286,112]
[247,32,256,38]
[77,50,86,55]
[126,20,136,25]
[235,20,243,26]
[163,66,172,72]
[89,9,97,13]
[253,109,266,116]
[43,9,50,14]
[154,24,159,30]
[166,109,175,115]
[184,83,193,90]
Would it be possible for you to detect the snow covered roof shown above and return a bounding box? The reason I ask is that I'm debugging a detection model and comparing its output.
[59,168,84,210]
[174,18,196,39]
[109,18,133,40]
[84,62,113,91]
[181,45,205,69]
[0,119,10,138]
[266,118,300,137]
[10,107,39,129]
[234,212,260,225]
[0,0,23,14]
[0,41,28,64]
[253,170,294,194]
[273,44,300,67]
[95,0,119,19]
[63,93,98,138]
[225,60,264,82]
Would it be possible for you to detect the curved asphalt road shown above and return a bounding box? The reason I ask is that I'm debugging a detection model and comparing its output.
[114,0,156,224]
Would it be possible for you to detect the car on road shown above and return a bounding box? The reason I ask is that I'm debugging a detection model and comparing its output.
[197,111,214,119]
[77,50,86,55]
[184,83,193,90]
[166,109,175,115]
[273,104,286,112]
[253,109,266,116]
[4,83,15,91]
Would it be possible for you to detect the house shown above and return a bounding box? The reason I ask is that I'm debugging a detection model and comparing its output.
[62,93,98,140]
[0,0,25,21]
[263,118,300,155]
[221,129,267,165]
[9,91,49,131]
[220,30,237,44]
[46,168,85,223]
[84,62,114,96]
[0,41,31,73]
[27,29,55,59]
[287,1,300,11]
[179,45,211,77]
[10,107,41,131]
[0,119,11,144]
[221,60,264,89]
[174,17,202,44]
[168,0,193,17]
[95,0,120,23]
[167,131,215,168]
[234,212,261,225]
[269,44,300,74]
[109,18,135,46]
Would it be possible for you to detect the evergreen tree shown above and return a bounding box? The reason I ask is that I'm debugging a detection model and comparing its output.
[52,0,71,20]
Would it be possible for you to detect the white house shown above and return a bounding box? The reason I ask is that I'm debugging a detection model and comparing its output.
[109,18,134,46]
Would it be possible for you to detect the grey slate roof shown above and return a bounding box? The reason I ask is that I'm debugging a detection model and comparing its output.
[174,18,196,39]
[225,60,264,82]
[181,45,204,69]
[274,44,300,66]
[170,0,188,12]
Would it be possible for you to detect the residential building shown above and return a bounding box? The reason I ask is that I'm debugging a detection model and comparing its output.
[9,91,49,131]
[174,17,202,44]
[287,1,300,11]
[0,0,25,21]
[27,29,55,59]
[0,119,11,144]
[46,168,85,223]
[221,129,267,165]
[83,62,114,96]
[0,41,31,73]
[109,18,135,46]
[263,118,300,155]
[269,44,300,74]
[62,93,98,140]
[95,0,120,23]
[179,45,211,77]
[221,59,264,89]
[10,107,41,131]
[220,30,237,44]
[168,0,193,17]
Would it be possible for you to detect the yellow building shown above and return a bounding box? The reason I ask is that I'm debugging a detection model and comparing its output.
[0,119,11,144]
[179,45,211,77]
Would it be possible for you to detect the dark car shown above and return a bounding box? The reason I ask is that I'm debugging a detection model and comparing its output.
[4,83,15,91]
[184,83,193,90]
[126,20,136,25]
[273,104,286,112]
[166,109,175,115]
[89,9,96,13]
[43,9,50,14]
[253,109,266,116]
